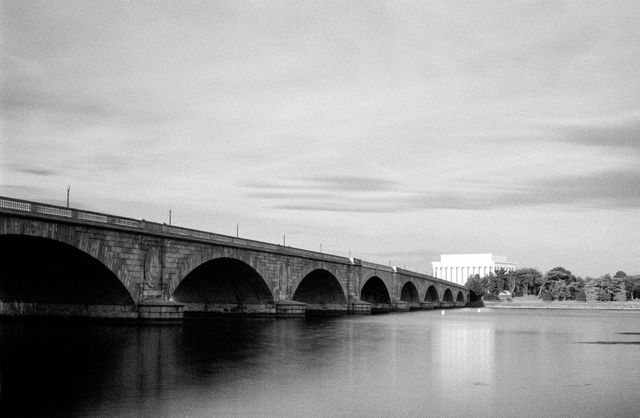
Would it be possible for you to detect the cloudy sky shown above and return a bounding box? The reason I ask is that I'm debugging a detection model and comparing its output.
[2,0,639,278]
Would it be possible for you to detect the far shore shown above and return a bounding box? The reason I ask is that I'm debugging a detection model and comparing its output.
[482,298,640,311]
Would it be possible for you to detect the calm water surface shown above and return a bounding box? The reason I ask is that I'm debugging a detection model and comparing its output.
[1,309,639,417]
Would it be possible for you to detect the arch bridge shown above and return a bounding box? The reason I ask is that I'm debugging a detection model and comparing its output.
[0,196,469,320]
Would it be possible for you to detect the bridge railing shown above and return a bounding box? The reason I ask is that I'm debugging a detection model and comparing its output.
[0,196,142,228]
[0,195,350,264]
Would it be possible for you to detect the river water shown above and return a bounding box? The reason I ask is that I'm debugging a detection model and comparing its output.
[1,309,639,417]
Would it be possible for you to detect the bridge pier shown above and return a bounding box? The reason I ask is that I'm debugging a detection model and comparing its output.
[0,301,184,321]
[275,300,306,317]
[347,301,371,314]
[180,303,276,317]
[392,301,411,312]
[0,301,139,319]
[137,299,184,320]
[420,301,435,310]
[369,303,392,314]
[304,303,348,316]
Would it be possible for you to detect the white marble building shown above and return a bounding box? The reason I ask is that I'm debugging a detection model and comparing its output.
[431,254,516,285]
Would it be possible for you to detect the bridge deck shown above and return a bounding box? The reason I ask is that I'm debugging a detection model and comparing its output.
[0,195,355,266]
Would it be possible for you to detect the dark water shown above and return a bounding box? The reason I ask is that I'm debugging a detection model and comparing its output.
[1,309,639,417]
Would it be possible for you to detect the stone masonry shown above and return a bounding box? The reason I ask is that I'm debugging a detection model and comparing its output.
[0,197,469,319]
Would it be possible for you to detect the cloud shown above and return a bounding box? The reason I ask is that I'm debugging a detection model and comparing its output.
[1,83,169,127]
[305,176,400,192]
[539,111,640,153]
[246,175,399,193]
[410,168,640,211]
[525,169,640,208]
[3,86,118,120]
[243,175,407,213]
[277,202,403,213]
[0,184,42,192]
[245,167,640,213]
[12,167,58,177]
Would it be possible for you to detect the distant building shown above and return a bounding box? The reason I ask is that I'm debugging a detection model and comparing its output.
[431,254,516,285]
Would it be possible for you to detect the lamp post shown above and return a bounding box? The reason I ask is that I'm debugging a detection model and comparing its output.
[66,186,70,208]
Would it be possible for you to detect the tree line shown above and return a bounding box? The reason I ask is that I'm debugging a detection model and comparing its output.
[465,267,640,302]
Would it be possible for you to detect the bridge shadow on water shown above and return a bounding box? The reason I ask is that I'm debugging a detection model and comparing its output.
[0,316,351,417]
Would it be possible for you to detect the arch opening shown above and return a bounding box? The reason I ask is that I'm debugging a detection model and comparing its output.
[173,257,274,316]
[400,282,420,307]
[0,235,135,317]
[361,276,391,313]
[425,286,439,303]
[292,269,347,314]
[456,291,465,303]
[443,288,454,303]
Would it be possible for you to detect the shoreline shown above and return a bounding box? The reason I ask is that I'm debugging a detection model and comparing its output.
[482,299,640,311]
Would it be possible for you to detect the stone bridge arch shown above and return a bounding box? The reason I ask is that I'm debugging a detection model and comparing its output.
[170,247,275,315]
[400,281,420,308]
[0,232,136,315]
[424,285,439,303]
[290,263,349,302]
[442,288,454,308]
[171,246,271,292]
[292,268,347,314]
[361,275,392,313]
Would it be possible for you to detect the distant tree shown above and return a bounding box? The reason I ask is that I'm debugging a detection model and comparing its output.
[567,277,585,300]
[612,276,627,301]
[550,280,570,301]
[465,274,488,297]
[584,277,598,301]
[584,275,627,302]
[510,268,543,296]
[599,274,614,301]
[486,268,509,295]
[540,267,579,300]
[538,267,576,300]
[623,276,640,300]
[545,267,577,283]
[472,268,542,298]
[540,290,554,301]
[504,270,517,293]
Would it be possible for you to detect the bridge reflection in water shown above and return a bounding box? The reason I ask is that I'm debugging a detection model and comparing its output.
[0,312,499,416]
[2,309,638,416]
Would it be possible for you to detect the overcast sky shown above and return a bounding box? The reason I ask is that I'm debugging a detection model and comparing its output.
[2,0,639,278]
